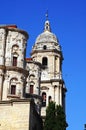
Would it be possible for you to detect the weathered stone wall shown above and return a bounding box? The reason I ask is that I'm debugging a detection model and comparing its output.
[0,26,29,100]
[26,61,41,95]
[0,99,30,130]
[0,99,43,130]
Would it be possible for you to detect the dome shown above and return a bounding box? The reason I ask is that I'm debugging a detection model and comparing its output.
[32,20,61,52]
[35,31,58,44]
[35,20,59,44]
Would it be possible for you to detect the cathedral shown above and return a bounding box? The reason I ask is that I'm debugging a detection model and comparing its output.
[0,18,67,130]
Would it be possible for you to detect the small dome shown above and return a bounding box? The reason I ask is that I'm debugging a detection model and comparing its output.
[35,31,58,44]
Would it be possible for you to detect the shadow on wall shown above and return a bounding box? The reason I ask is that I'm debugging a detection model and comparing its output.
[29,99,43,130]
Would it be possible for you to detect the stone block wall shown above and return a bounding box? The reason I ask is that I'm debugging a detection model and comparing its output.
[0,99,43,130]
[0,99,30,130]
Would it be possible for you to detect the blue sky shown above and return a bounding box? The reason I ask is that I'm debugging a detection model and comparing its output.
[0,0,86,130]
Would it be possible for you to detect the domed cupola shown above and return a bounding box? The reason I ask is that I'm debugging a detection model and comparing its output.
[31,20,61,54]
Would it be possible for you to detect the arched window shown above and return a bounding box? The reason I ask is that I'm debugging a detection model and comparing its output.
[42,92,46,107]
[43,45,47,50]
[13,56,17,66]
[30,85,34,94]
[48,96,52,103]
[11,85,16,94]
[42,57,48,68]
[29,81,34,94]
[10,78,18,95]
[12,45,19,66]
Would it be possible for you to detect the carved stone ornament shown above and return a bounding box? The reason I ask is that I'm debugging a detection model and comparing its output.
[41,86,49,90]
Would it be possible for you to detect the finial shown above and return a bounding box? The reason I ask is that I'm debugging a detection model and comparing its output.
[45,10,48,21]
[44,10,51,32]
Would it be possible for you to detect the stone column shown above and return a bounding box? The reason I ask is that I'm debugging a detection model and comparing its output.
[2,79,8,100]
[54,85,59,105]
[0,73,4,100]
[46,89,49,107]
[59,84,62,105]
[57,85,60,105]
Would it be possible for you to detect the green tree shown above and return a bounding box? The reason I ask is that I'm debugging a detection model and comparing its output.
[54,105,68,130]
[44,102,68,130]
[44,101,56,130]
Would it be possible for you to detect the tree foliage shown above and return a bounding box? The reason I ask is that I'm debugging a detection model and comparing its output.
[44,102,68,130]
[43,101,56,130]
[54,105,68,130]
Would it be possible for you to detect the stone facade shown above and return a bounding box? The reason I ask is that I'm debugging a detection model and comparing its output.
[0,25,28,100]
[0,19,67,129]
[0,25,43,130]
[0,99,43,130]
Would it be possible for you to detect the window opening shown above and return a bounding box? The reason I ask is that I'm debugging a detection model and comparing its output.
[43,45,47,50]
[42,92,46,107]
[48,96,52,103]
[13,56,17,66]
[11,85,16,95]
[30,85,33,94]
[42,57,48,68]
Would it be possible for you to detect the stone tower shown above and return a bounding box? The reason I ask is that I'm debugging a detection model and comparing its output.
[0,25,28,100]
[30,20,67,117]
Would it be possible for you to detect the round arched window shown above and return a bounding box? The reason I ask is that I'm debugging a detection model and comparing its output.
[43,45,47,50]
[42,57,48,69]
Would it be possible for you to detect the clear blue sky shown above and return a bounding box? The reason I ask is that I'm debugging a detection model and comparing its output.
[0,0,86,130]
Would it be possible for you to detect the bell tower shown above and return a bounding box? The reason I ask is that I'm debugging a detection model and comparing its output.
[30,19,67,117]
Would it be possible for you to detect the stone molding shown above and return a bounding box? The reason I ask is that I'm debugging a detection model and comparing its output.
[0,65,28,76]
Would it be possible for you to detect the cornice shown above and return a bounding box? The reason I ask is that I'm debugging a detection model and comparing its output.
[0,65,28,76]
[0,25,29,39]
[31,49,63,59]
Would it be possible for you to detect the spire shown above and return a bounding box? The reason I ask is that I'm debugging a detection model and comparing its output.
[44,11,51,32]
[45,10,48,21]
